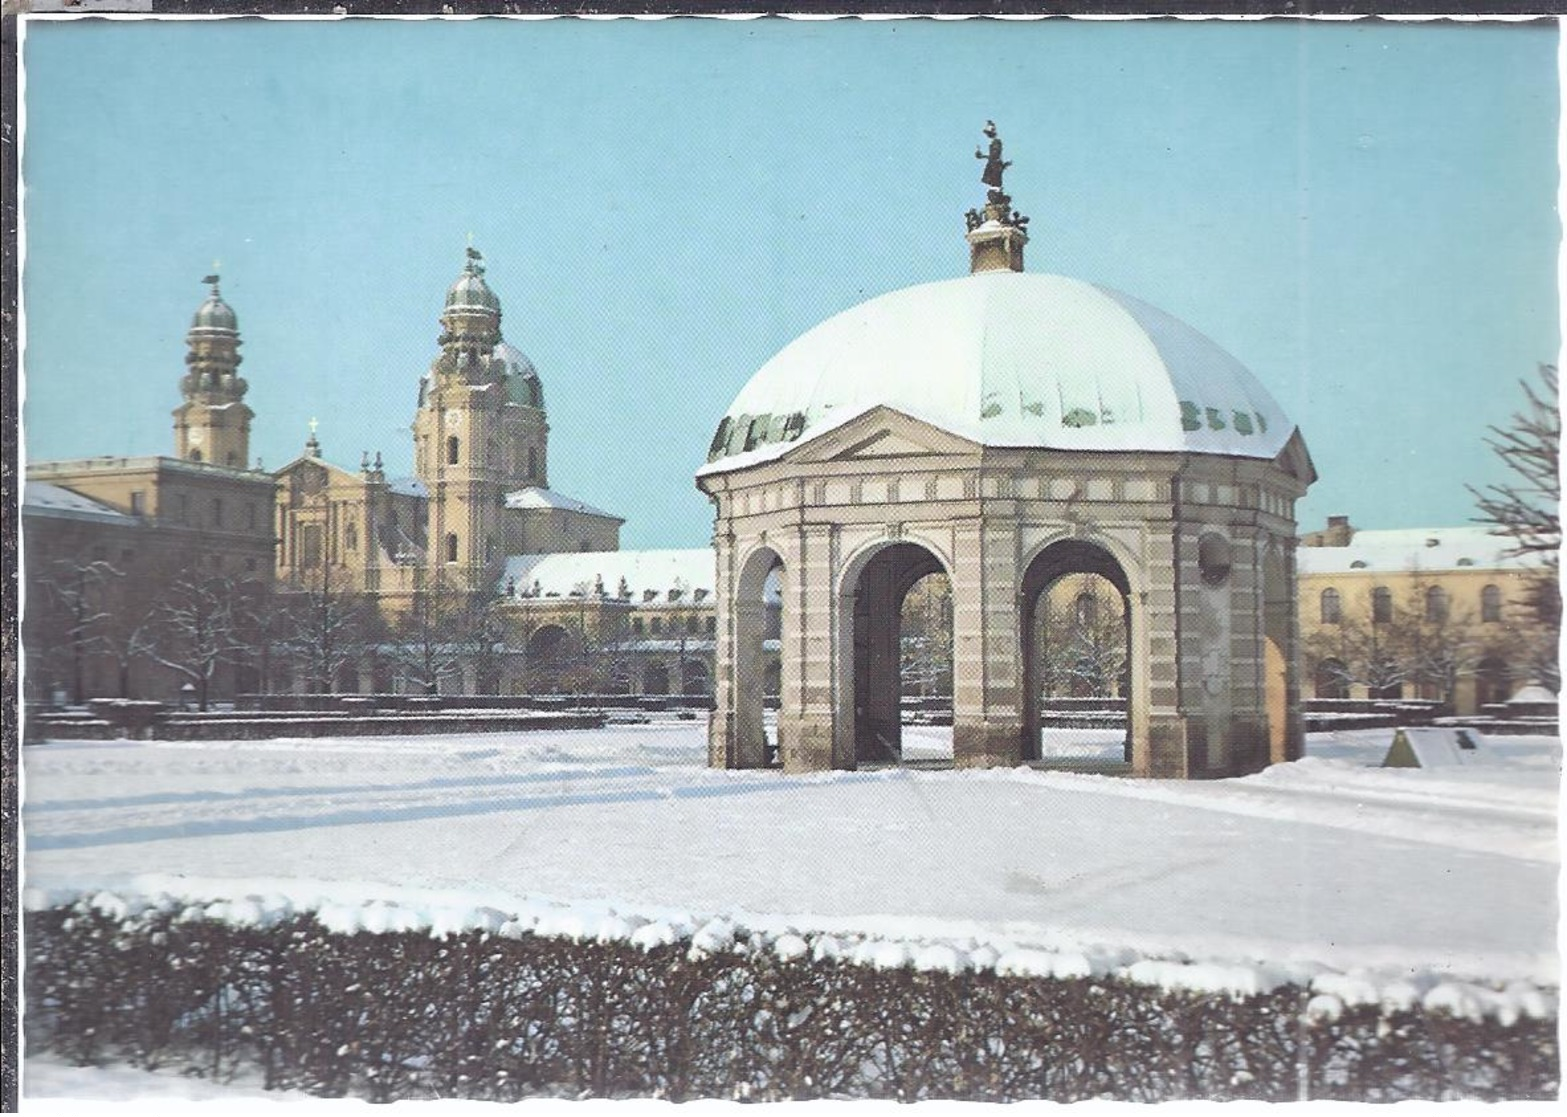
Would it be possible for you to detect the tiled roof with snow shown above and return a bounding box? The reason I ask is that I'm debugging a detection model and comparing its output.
[501,548,717,603]
[503,486,622,522]
[22,482,133,525]
[1297,527,1542,576]
[387,476,427,498]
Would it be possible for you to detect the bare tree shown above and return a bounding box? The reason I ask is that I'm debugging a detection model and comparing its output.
[32,557,122,704]
[1470,363,1560,631]
[1035,575,1127,700]
[387,575,472,695]
[899,574,953,699]
[139,568,248,711]
[285,565,374,694]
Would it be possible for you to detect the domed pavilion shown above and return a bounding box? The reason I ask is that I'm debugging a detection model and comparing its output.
[696,127,1316,778]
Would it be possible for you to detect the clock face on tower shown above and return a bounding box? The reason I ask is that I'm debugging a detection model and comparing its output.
[445,411,461,429]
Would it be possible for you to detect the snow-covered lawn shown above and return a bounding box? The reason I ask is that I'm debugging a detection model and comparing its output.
[21,721,1561,1100]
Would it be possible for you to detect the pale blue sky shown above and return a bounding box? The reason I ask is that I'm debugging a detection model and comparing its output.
[21,17,1560,549]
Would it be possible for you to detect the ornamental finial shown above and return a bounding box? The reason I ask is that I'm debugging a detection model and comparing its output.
[965,121,1030,273]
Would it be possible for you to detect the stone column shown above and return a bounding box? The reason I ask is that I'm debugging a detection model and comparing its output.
[708,528,739,768]
[781,523,839,771]
[952,519,1024,767]
[1140,524,1186,778]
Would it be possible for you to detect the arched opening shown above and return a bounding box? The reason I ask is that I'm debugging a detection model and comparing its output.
[1020,541,1131,765]
[644,663,670,695]
[447,436,461,465]
[731,547,783,767]
[525,624,574,694]
[682,657,710,697]
[843,541,949,765]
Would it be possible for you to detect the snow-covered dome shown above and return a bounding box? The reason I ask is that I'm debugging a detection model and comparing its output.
[702,271,1299,471]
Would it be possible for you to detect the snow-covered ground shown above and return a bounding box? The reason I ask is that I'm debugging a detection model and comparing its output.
[20,721,1561,1102]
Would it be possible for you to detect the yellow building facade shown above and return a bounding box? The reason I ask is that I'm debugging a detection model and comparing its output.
[1296,516,1553,715]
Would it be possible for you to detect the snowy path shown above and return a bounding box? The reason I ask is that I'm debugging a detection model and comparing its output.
[22,723,1560,990]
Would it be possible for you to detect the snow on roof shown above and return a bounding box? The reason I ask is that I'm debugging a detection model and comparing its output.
[1297,526,1540,575]
[503,486,622,522]
[700,271,1299,475]
[22,482,133,525]
[500,548,717,602]
[387,476,427,498]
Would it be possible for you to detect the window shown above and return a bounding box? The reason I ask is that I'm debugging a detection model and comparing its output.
[129,491,146,516]
[1320,588,1342,625]
[120,548,135,564]
[177,493,190,523]
[91,545,107,561]
[247,503,257,530]
[301,525,322,569]
[706,616,716,635]
[345,521,358,551]
[651,617,663,634]
[245,557,258,572]
[226,451,239,466]
[687,616,700,635]
[1425,585,1450,623]
[527,447,538,479]
[1075,592,1098,629]
[1372,586,1393,625]
[445,533,459,564]
[447,436,460,465]
[632,617,645,635]
[189,449,203,463]
[1481,584,1503,623]
[212,497,224,527]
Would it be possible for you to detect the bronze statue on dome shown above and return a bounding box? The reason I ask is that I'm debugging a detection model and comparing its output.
[976,120,1011,193]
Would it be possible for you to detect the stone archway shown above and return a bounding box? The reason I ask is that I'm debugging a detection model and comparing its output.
[838,540,949,764]
[525,623,573,693]
[725,545,784,768]
[1020,540,1133,765]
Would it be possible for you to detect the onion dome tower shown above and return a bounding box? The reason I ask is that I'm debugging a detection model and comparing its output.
[173,272,253,468]
[414,246,550,588]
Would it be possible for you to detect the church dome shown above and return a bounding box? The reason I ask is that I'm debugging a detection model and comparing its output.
[190,289,238,332]
[445,263,501,315]
[495,341,545,408]
[702,271,1299,471]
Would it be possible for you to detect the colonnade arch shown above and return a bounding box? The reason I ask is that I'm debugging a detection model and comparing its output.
[730,545,784,768]
[836,540,951,764]
[1020,539,1134,764]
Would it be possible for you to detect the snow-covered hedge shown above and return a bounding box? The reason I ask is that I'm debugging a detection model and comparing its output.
[25,897,1558,1103]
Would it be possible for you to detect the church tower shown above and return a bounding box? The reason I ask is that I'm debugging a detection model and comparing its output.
[413,247,549,589]
[173,273,253,467]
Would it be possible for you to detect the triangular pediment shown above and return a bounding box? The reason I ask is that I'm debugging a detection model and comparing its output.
[273,454,362,483]
[1273,428,1318,487]
[785,406,981,464]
